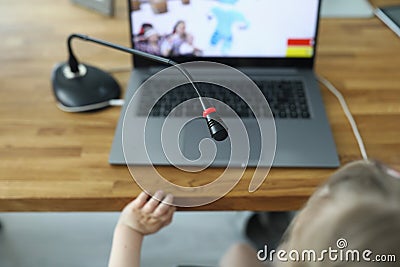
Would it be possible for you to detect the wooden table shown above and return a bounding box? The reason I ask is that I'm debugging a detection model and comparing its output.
[1,0,399,211]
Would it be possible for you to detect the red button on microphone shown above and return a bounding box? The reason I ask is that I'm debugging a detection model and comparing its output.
[203,107,217,118]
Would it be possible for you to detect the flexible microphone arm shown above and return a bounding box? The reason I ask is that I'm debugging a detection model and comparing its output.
[67,33,228,141]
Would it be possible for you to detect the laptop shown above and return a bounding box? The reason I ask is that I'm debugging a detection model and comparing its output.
[109,0,339,168]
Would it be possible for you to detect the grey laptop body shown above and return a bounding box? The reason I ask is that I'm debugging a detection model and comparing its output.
[109,0,339,168]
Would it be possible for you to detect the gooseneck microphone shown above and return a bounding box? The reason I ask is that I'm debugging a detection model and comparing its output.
[52,33,228,141]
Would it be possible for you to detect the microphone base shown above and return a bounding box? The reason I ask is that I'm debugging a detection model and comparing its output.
[51,63,121,112]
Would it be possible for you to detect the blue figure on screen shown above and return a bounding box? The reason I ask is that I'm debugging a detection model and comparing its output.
[208,0,249,54]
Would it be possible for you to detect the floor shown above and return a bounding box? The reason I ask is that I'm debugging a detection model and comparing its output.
[0,211,253,267]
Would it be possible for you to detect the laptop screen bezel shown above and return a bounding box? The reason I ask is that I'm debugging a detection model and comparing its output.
[127,0,321,69]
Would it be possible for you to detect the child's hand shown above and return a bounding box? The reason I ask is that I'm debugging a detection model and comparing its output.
[117,190,176,236]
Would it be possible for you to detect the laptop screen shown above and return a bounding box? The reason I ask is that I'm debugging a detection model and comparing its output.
[129,0,320,65]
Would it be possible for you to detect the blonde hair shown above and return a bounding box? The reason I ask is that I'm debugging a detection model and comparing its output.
[276,160,400,267]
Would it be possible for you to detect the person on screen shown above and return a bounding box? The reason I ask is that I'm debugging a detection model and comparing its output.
[161,20,200,56]
[135,28,162,55]
[108,160,400,267]
[178,34,203,56]
[134,23,154,43]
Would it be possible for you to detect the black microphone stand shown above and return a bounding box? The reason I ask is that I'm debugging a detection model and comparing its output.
[52,33,228,141]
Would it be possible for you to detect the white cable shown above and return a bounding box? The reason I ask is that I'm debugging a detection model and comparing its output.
[109,99,125,106]
[317,75,368,160]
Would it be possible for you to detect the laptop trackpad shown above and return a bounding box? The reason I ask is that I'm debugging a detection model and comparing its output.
[181,118,263,167]
[181,118,231,167]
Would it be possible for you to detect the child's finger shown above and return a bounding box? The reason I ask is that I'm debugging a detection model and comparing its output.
[142,190,164,213]
[153,194,174,217]
[126,191,149,209]
[161,206,176,226]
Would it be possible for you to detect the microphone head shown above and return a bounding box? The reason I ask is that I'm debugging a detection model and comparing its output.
[204,114,228,141]
[51,63,121,112]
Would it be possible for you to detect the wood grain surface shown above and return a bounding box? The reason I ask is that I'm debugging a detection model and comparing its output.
[0,0,399,211]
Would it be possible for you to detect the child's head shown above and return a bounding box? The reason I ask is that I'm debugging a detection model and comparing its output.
[277,160,400,266]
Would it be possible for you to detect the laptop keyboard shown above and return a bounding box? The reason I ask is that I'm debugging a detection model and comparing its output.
[137,79,311,119]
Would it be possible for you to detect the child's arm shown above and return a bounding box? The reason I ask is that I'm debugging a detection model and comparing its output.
[108,190,176,267]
